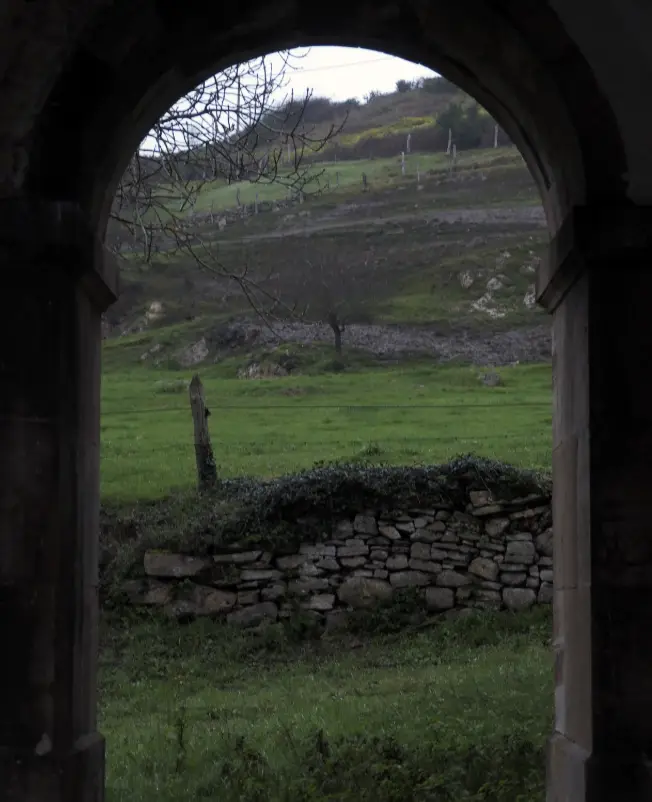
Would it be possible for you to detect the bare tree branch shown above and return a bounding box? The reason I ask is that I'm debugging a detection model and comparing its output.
[108,50,347,264]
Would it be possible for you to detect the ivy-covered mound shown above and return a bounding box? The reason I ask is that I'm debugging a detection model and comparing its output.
[100,455,550,599]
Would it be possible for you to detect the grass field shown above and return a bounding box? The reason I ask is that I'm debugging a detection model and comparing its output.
[101,358,551,500]
[100,607,552,802]
[174,147,528,215]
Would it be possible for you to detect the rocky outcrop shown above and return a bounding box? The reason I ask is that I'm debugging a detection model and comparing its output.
[123,486,553,627]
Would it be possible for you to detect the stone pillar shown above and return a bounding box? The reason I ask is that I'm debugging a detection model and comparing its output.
[539,206,652,801]
[0,200,118,801]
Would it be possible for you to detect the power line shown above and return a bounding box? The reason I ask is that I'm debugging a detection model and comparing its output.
[293,56,401,74]
[100,401,552,417]
[101,430,550,456]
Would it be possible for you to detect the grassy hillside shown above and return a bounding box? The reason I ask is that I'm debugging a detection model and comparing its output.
[106,146,545,354]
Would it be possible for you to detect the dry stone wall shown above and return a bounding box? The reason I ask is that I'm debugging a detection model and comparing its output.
[123,488,553,628]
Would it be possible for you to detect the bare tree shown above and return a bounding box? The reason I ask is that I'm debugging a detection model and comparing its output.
[108,50,345,263]
[301,242,379,355]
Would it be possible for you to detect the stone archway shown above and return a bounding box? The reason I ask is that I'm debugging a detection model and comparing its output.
[3,2,652,801]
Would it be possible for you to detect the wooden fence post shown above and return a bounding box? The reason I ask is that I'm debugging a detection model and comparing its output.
[189,374,217,490]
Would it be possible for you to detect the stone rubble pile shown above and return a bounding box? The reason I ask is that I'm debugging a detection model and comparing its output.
[123,488,553,628]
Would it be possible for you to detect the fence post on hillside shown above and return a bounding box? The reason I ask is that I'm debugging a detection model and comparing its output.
[401,151,406,176]
[446,128,452,156]
[189,375,217,490]
[406,133,411,154]
[493,124,499,149]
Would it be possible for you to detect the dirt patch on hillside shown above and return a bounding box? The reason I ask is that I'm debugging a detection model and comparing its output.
[229,319,551,365]
[238,205,546,242]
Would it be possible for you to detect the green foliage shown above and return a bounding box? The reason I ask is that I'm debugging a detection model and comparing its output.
[420,76,459,95]
[437,100,494,149]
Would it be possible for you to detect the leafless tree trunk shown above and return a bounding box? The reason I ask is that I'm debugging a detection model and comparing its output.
[327,312,345,354]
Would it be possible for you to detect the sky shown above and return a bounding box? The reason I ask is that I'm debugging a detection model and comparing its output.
[141,47,437,154]
[274,47,437,102]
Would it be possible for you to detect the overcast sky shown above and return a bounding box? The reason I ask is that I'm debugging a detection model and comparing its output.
[277,46,437,101]
[141,47,437,153]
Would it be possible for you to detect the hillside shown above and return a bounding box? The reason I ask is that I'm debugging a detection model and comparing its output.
[104,78,548,375]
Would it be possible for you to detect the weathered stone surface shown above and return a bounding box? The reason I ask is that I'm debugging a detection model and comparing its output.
[468,557,499,582]
[300,544,336,557]
[131,500,554,626]
[408,559,442,574]
[390,570,430,587]
[340,556,367,568]
[469,490,493,507]
[386,554,409,570]
[436,570,472,588]
[535,529,553,557]
[261,583,286,601]
[288,578,330,594]
[500,572,527,586]
[304,594,336,611]
[214,550,262,564]
[338,545,369,557]
[192,585,238,614]
[504,541,535,564]
[473,588,501,602]
[425,587,454,610]
[503,588,536,610]
[485,518,510,537]
[276,554,314,571]
[354,514,378,535]
[538,582,553,604]
[471,504,504,517]
[240,569,283,582]
[317,557,340,571]
[410,530,442,544]
[237,590,260,606]
[338,577,393,608]
[410,542,432,560]
[378,525,401,540]
[298,561,324,577]
[144,551,210,578]
[228,602,278,627]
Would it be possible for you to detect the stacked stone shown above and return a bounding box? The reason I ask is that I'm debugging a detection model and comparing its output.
[126,488,553,627]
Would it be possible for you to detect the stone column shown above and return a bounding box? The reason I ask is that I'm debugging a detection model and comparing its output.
[0,200,118,801]
[539,206,652,801]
